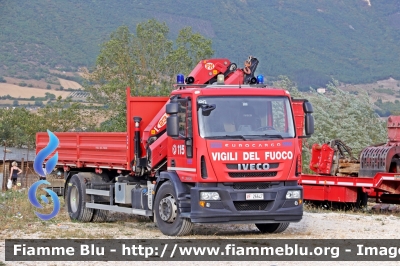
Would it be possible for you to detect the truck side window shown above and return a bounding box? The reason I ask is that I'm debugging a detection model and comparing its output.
[187,100,193,138]
[178,101,186,138]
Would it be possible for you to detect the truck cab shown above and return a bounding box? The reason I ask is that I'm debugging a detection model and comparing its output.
[154,78,314,235]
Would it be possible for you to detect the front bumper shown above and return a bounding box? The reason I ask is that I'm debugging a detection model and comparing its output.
[187,181,303,224]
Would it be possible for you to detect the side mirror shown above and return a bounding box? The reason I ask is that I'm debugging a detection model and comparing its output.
[166,101,179,137]
[303,101,313,114]
[167,115,179,137]
[166,102,179,115]
[305,114,314,136]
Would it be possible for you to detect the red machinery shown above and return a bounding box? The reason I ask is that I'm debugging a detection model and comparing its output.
[299,116,400,207]
[36,57,315,236]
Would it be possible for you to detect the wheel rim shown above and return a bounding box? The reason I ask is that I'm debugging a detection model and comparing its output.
[70,185,79,213]
[158,195,177,223]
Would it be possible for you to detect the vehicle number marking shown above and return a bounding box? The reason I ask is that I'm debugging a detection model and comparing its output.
[246,193,264,200]
[177,144,185,155]
[204,62,214,70]
[172,144,185,155]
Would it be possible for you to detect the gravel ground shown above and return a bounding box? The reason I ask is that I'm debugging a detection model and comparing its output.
[1,210,399,266]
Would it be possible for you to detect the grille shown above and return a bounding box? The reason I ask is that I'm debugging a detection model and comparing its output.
[226,163,279,170]
[228,171,277,178]
[233,201,269,211]
[233,183,272,190]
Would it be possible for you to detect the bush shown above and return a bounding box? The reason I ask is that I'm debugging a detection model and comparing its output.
[34,100,44,107]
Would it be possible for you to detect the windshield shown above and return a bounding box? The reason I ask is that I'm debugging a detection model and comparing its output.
[197,96,295,139]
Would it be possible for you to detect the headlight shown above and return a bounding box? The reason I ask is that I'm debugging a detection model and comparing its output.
[286,190,301,199]
[200,192,221,201]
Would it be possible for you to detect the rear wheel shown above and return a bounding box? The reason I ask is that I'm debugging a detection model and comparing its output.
[154,181,193,236]
[255,222,290,233]
[66,174,93,222]
[91,209,109,222]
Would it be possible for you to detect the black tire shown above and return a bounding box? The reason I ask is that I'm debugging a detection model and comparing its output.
[255,222,290,233]
[154,181,193,236]
[91,209,109,222]
[355,188,368,209]
[66,174,93,222]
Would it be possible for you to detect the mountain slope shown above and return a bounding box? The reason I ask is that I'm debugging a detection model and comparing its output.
[1,0,400,89]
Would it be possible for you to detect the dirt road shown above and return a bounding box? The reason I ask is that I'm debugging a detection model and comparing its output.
[1,210,399,266]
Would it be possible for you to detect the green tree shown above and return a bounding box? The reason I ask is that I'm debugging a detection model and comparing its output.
[167,27,214,76]
[84,19,214,131]
[0,98,97,148]
[45,92,56,100]
[273,75,302,97]
[36,96,97,133]
[307,80,386,155]
[0,107,38,147]
[274,77,387,173]
[34,100,43,107]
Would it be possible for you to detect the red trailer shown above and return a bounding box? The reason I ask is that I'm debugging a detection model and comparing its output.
[36,57,315,236]
[299,116,400,206]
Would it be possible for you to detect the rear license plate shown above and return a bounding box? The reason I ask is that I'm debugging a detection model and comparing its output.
[246,193,264,200]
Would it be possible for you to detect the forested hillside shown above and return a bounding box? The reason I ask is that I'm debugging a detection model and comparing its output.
[1,0,400,89]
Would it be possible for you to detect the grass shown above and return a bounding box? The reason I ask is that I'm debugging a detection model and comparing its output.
[0,188,154,240]
[303,200,400,217]
[0,189,74,236]
[303,201,367,214]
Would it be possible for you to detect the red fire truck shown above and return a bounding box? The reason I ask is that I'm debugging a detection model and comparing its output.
[36,57,314,236]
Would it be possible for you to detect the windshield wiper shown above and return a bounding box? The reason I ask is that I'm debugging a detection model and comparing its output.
[205,135,247,140]
[246,134,284,139]
[263,134,284,139]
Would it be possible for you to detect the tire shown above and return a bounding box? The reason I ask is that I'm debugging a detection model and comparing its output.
[66,174,93,222]
[255,222,290,233]
[91,209,109,222]
[154,181,193,236]
[355,188,368,210]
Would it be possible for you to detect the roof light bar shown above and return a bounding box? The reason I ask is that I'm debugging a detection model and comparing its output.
[177,74,184,84]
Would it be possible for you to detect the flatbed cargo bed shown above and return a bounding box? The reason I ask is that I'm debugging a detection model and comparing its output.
[299,172,400,203]
[36,132,130,170]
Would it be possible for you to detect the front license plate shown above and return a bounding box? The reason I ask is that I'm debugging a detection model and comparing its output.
[246,193,264,200]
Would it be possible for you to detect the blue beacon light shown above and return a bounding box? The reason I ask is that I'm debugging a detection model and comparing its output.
[177,74,185,84]
[257,75,264,84]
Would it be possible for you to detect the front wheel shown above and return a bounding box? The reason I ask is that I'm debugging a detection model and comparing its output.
[255,222,290,233]
[154,181,193,236]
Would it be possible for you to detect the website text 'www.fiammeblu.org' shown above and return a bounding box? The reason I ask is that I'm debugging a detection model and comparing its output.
[5,239,400,261]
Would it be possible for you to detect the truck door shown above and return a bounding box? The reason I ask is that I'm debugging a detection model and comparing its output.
[168,98,197,181]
